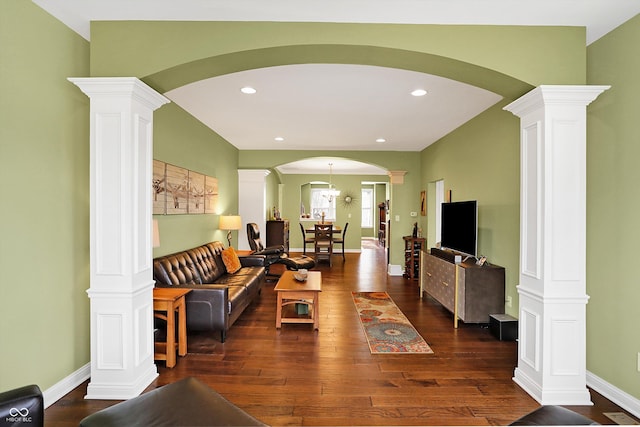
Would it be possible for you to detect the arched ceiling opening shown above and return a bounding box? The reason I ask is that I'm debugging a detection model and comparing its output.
[143,45,533,170]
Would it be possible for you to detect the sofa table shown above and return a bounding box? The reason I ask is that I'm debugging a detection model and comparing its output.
[275,270,322,330]
[153,287,191,368]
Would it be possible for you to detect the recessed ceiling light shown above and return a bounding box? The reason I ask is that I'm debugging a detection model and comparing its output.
[240,86,257,94]
[411,89,427,97]
[274,137,285,142]
[376,138,386,143]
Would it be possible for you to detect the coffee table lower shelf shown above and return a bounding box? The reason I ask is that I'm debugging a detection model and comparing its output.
[274,271,322,330]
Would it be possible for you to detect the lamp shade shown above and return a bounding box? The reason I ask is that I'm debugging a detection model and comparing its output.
[152,219,160,248]
[219,215,242,231]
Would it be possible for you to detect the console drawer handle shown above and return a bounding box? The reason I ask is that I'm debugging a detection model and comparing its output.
[442,281,449,287]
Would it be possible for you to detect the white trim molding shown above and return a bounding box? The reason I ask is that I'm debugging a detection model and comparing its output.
[587,371,640,419]
[69,77,169,399]
[504,85,609,405]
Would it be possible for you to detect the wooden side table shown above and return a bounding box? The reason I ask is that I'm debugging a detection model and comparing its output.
[274,271,322,330]
[153,288,191,368]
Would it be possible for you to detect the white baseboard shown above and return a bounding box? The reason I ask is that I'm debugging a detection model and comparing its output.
[387,264,404,276]
[587,371,640,418]
[43,363,91,408]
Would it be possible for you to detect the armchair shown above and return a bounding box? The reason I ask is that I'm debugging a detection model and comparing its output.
[247,223,286,271]
[0,384,44,426]
[247,223,316,274]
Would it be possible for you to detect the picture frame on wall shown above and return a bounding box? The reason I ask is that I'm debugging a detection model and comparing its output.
[153,159,218,215]
[153,160,166,215]
[204,175,218,214]
[165,163,189,215]
[420,190,426,216]
[188,171,205,214]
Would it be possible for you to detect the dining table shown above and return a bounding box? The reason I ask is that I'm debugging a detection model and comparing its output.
[304,224,342,234]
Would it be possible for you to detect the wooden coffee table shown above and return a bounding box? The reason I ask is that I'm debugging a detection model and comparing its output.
[275,270,322,330]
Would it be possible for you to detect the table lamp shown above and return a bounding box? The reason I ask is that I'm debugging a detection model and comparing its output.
[219,215,242,247]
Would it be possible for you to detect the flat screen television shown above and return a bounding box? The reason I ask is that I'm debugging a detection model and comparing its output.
[440,200,478,258]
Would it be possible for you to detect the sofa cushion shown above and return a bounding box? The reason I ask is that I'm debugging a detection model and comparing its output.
[154,252,202,285]
[221,247,242,274]
[205,242,231,272]
[189,245,224,283]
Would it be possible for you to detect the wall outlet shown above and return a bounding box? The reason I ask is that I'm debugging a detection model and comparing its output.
[410,211,417,217]
[506,296,512,308]
[395,215,400,222]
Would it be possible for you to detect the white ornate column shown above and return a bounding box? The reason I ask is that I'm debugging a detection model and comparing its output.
[504,85,609,405]
[69,77,170,399]
[238,169,271,251]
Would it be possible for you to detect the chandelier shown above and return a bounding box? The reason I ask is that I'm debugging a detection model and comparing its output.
[323,162,341,202]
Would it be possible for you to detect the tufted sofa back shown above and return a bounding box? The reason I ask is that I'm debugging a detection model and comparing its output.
[153,242,227,286]
[190,244,225,283]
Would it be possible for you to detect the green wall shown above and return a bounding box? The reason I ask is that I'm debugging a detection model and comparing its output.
[279,174,386,251]
[0,1,90,391]
[90,21,584,96]
[9,3,639,410]
[420,103,521,316]
[152,102,241,257]
[240,151,419,266]
[586,14,640,398]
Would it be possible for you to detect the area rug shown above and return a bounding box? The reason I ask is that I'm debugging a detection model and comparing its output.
[352,292,434,354]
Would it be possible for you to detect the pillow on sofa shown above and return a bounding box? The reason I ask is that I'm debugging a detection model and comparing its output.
[221,246,242,274]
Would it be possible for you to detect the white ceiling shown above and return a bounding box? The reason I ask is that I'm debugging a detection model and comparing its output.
[165,64,503,153]
[33,0,640,174]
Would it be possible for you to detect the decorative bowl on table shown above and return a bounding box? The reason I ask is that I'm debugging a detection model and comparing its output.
[294,269,308,282]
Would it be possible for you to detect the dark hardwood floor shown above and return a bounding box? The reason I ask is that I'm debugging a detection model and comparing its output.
[45,241,635,426]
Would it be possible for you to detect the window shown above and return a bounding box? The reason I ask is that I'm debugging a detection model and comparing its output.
[310,188,336,221]
[361,188,374,228]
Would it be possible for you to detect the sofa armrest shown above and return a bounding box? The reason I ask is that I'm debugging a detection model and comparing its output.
[0,384,43,426]
[155,284,230,332]
[240,255,266,267]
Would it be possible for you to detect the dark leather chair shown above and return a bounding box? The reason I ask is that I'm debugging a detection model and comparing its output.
[510,406,598,425]
[79,377,267,426]
[0,384,44,427]
[332,222,349,260]
[247,223,315,274]
[247,222,286,273]
[300,223,314,255]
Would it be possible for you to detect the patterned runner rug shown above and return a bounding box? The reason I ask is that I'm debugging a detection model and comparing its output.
[352,292,434,354]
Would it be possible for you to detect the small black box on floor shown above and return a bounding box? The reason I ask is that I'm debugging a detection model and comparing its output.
[489,314,518,341]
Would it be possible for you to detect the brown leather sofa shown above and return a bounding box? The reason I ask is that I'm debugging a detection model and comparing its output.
[153,241,266,342]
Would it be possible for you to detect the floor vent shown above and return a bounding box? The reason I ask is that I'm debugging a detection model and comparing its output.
[604,412,639,425]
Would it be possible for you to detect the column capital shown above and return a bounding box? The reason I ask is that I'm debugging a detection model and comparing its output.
[68,77,170,111]
[504,85,610,117]
[387,170,406,184]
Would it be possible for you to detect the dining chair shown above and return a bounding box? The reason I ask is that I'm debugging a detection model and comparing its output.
[314,223,333,266]
[300,223,315,255]
[332,222,349,261]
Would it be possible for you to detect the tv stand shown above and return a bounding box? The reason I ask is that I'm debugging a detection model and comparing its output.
[429,247,462,264]
[421,248,505,327]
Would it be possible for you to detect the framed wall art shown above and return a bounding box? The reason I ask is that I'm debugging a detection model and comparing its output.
[153,160,219,215]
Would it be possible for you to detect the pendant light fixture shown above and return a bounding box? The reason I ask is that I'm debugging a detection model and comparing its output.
[324,162,341,202]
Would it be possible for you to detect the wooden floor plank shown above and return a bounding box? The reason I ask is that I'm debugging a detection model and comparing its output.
[44,243,635,426]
